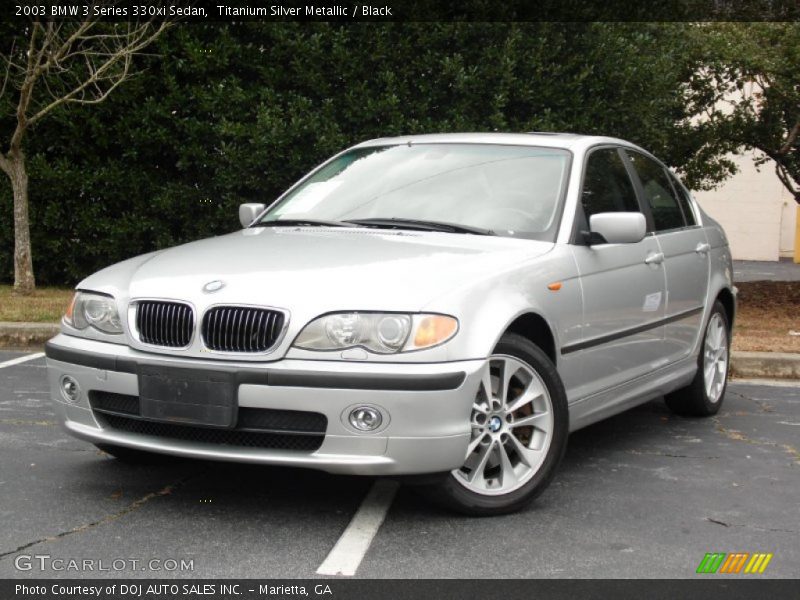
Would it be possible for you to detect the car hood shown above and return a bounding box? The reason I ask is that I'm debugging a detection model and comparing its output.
[83,227,553,312]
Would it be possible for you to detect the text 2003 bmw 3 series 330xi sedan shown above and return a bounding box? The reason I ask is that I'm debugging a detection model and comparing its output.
[46,133,735,515]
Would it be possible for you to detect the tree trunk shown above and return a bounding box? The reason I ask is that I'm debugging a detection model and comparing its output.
[3,150,36,294]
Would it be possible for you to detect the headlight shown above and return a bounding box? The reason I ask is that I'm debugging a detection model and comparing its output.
[293,312,458,354]
[64,291,123,334]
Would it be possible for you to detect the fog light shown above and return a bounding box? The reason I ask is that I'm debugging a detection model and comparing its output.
[59,376,80,404]
[348,406,382,432]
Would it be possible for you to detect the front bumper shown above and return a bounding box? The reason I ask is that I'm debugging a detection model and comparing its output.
[45,334,484,475]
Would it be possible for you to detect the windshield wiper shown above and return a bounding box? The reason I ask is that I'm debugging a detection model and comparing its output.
[345,218,494,236]
[253,218,355,228]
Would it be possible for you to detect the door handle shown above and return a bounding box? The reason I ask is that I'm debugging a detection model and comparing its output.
[695,242,711,254]
[644,252,665,265]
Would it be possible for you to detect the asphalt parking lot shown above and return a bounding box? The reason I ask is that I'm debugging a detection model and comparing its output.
[733,258,799,283]
[1,349,798,579]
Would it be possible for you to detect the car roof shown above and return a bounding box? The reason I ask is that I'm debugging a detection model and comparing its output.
[352,132,645,153]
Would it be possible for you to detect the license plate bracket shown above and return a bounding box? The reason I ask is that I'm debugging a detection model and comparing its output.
[138,366,237,428]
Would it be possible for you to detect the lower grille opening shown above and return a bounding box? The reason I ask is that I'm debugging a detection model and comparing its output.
[89,391,141,416]
[238,407,327,433]
[89,392,326,452]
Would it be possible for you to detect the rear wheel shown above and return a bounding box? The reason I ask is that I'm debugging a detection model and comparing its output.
[424,333,569,516]
[665,301,730,417]
[94,443,177,465]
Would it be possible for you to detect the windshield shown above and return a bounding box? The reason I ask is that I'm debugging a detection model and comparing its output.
[259,143,571,240]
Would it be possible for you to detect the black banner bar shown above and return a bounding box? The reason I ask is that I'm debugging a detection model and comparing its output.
[4,0,800,23]
[3,579,800,600]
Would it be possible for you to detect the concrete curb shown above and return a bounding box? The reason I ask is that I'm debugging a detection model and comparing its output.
[0,322,798,380]
[730,351,800,381]
[0,322,60,348]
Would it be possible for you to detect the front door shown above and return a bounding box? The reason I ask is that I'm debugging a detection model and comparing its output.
[568,147,668,400]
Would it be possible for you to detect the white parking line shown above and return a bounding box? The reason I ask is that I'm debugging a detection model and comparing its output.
[0,353,45,369]
[316,479,399,577]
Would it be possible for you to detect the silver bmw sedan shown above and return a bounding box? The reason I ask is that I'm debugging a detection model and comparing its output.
[46,133,735,515]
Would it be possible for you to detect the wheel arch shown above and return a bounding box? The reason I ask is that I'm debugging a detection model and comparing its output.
[715,286,736,329]
[502,312,558,366]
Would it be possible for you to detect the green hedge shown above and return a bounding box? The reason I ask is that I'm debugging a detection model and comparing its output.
[0,23,728,286]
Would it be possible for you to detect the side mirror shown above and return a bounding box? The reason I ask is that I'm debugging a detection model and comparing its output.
[586,212,646,245]
[239,203,265,228]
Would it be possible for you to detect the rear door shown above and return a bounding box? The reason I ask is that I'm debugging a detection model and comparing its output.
[624,150,710,362]
[569,147,667,399]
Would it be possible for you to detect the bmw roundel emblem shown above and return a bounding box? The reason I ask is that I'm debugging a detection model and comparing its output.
[202,280,225,293]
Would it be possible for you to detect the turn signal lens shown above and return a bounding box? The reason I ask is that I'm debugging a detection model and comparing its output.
[411,315,458,350]
[64,294,77,323]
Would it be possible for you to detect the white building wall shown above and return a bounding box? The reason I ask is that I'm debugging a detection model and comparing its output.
[693,150,796,261]
[779,191,797,258]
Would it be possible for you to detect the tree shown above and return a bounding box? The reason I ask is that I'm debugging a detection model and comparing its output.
[0,18,169,293]
[0,23,744,285]
[694,23,800,204]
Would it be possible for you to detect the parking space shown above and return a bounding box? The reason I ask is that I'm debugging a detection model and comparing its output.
[0,351,797,578]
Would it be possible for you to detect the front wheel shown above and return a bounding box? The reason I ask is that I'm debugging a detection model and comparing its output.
[424,333,569,516]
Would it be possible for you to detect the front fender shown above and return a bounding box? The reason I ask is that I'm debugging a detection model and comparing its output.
[424,248,583,362]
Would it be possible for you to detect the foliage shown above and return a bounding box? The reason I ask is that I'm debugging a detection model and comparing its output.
[0,22,762,285]
[690,23,800,203]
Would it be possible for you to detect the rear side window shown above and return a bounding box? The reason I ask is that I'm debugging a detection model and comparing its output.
[626,151,686,232]
[581,148,640,219]
[669,174,697,226]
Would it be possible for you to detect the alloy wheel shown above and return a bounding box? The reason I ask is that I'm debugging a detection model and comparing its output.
[453,355,554,496]
[703,313,729,404]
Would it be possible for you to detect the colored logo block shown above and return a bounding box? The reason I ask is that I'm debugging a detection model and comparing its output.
[696,552,773,574]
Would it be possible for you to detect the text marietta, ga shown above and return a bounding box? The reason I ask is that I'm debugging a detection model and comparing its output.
[217,5,393,17]
[17,584,332,596]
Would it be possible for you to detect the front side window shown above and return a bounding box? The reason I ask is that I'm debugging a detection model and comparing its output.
[580,147,640,219]
[626,151,686,232]
[259,144,572,240]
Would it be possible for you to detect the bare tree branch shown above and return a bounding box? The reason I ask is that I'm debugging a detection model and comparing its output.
[778,121,799,156]
[0,40,15,99]
[25,20,170,126]
[774,161,800,201]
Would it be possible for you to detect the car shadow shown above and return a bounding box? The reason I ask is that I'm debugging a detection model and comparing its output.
[62,396,696,520]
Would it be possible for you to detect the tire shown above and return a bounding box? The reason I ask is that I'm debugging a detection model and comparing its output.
[665,301,730,417]
[94,443,177,465]
[423,333,569,516]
